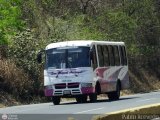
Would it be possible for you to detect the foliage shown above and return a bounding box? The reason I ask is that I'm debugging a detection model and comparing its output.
[124,0,160,55]
[0,0,24,45]
[57,15,106,40]
[8,29,44,92]
[0,59,34,100]
[0,0,160,102]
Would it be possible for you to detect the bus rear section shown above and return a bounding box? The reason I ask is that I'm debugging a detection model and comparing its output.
[92,43,129,100]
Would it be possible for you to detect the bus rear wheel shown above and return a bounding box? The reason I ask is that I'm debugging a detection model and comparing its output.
[108,82,121,101]
[52,96,61,105]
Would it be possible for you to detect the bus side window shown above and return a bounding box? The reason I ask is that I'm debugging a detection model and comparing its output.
[103,45,110,66]
[108,45,115,66]
[120,46,127,65]
[92,45,98,69]
[114,46,120,66]
[122,46,127,65]
[97,45,104,67]
[119,46,124,65]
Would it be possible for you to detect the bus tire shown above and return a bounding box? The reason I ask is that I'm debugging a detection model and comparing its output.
[89,93,97,102]
[96,82,101,95]
[52,96,60,105]
[108,82,121,101]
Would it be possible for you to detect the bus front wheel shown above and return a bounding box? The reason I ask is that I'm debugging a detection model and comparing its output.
[52,96,61,105]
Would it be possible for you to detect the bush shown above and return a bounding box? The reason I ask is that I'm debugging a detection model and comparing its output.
[0,59,33,101]
[8,29,44,97]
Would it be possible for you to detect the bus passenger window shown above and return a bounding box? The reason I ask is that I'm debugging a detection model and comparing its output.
[122,46,127,65]
[92,45,98,69]
[103,46,110,66]
[120,46,127,65]
[114,46,120,66]
[120,46,124,65]
[108,45,115,66]
[97,45,104,67]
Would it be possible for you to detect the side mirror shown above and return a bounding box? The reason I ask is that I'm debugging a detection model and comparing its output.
[37,50,43,63]
[37,52,42,63]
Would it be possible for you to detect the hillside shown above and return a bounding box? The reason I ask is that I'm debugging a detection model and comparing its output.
[0,0,160,106]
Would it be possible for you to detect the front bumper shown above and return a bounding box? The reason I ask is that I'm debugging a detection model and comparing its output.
[44,87,95,97]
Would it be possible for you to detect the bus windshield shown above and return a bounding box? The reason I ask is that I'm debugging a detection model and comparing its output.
[46,47,90,69]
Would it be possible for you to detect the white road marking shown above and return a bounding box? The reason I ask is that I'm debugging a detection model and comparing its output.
[76,107,104,114]
[136,98,157,102]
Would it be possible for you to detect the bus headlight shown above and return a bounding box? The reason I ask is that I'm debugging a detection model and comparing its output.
[81,83,92,87]
[45,85,53,89]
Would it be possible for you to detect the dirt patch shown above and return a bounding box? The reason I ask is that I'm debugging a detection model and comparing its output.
[129,69,160,93]
[0,91,20,108]
[0,104,5,108]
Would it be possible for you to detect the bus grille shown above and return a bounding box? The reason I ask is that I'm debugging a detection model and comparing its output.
[55,83,66,89]
[55,83,79,89]
[68,83,79,88]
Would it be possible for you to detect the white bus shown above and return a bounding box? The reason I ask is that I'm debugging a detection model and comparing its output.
[37,40,129,105]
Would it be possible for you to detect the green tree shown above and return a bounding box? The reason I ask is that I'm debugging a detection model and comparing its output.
[124,0,160,55]
[0,0,24,45]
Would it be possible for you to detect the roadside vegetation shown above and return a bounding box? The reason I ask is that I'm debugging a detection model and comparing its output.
[0,0,160,106]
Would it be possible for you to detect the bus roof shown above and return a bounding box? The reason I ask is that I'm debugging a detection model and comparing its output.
[46,40,125,50]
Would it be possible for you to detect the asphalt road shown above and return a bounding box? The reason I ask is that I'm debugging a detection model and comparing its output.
[0,91,160,120]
